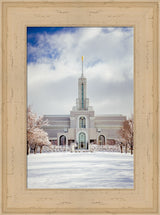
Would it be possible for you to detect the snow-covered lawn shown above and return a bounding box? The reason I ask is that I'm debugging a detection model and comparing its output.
[27,152,134,189]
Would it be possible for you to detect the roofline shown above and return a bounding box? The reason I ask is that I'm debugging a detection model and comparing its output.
[96,114,126,117]
[44,115,70,117]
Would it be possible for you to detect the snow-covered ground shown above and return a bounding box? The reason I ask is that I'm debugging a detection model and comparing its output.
[27,152,134,189]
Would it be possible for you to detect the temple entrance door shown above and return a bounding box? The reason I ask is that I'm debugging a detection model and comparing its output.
[98,135,105,145]
[79,132,86,149]
[59,135,66,146]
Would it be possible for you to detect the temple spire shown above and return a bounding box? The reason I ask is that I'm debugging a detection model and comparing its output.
[81,56,84,77]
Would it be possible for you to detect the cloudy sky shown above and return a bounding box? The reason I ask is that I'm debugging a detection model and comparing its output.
[27,27,133,117]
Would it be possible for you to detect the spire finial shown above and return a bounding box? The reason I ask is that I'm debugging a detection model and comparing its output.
[81,56,84,77]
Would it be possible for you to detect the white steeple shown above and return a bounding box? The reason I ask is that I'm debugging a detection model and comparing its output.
[81,56,84,77]
[76,56,89,110]
[72,57,93,112]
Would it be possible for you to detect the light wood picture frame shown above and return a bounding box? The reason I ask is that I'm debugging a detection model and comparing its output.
[0,0,159,214]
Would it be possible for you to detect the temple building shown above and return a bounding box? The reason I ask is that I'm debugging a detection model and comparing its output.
[43,57,126,149]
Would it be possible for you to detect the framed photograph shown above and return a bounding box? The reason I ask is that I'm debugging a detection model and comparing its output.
[0,0,159,214]
[27,26,134,189]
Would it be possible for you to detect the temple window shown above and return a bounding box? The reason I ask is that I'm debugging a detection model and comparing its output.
[79,117,86,128]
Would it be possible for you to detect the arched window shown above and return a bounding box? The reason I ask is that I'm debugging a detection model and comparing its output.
[79,132,86,149]
[79,117,86,128]
[59,135,66,145]
[98,135,105,145]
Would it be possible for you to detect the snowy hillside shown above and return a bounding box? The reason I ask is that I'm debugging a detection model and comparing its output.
[27,152,134,189]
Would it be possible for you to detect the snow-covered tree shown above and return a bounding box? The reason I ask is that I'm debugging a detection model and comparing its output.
[27,106,50,154]
[119,118,134,154]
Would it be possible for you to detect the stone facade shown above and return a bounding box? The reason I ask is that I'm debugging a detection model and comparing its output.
[43,65,126,149]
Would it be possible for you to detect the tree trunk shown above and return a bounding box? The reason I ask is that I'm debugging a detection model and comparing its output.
[120,145,123,153]
[40,146,43,153]
[125,143,127,153]
[131,144,133,155]
[27,144,30,155]
[27,141,30,155]
[34,145,38,154]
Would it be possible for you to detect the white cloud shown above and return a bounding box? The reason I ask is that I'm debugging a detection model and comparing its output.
[27,27,133,116]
